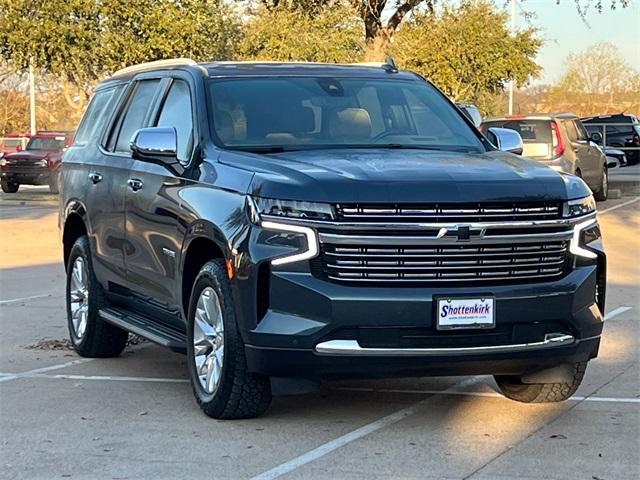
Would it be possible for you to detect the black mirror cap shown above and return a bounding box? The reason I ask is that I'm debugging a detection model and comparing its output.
[130,127,178,163]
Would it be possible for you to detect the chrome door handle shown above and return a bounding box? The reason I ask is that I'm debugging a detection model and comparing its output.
[88,172,103,184]
[127,178,143,191]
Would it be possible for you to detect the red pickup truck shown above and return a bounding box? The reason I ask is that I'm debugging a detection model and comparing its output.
[0,131,73,193]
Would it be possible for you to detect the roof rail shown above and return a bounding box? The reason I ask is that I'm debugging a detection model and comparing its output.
[111,58,197,78]
[351,56,398,73]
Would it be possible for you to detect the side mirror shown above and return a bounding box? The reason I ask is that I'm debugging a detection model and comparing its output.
[486,127,524,155]
[605,157,618,169]
[590,131,603,144]
[130,127,178,164]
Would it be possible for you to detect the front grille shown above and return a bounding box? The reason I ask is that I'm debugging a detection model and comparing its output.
[336,202,561,223]
[320,241,569,284]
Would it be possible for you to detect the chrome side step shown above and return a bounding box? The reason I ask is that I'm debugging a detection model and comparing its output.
[99,307,186,351]
[314,334,575,356]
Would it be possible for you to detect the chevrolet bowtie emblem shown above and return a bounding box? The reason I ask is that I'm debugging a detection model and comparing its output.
[437,225,476,241]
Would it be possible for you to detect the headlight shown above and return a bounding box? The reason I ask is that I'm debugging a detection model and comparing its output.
[261,221,319,266]
[570,218,598,259]
[0,158,6,167]
[563,195,596,218]
[252,197,334,221]
[250,197,324,266]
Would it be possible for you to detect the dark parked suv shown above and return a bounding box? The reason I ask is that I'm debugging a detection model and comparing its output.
[581,114,640,165]
[60,59,606,419]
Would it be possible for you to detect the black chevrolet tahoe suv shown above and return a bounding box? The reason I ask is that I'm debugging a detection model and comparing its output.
[60,59,606,419]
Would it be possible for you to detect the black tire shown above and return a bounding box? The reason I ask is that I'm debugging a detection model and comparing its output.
[494,362,587,403]
[187,260,272,419]
[48,173,59,194]
[1,180,19,193]
[593,166,608,201]
[66,235,128,357]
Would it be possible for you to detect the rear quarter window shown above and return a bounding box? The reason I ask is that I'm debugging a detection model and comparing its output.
[74,86,123,145]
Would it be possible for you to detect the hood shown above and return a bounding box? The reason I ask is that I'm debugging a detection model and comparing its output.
[5,150,52,161]
[219,148,588,203]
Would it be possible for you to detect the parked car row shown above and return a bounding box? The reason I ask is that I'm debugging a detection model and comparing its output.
[481,113,610,200]
[581,114,640,165]
[0,130,73,193]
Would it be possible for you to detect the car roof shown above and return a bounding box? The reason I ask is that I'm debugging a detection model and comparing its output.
[581,114,637,123]
[102,58,421,84]
[483,113,578,122]
[202,61,419,80]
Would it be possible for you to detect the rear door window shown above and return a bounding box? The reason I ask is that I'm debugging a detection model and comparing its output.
[108,79,161,153]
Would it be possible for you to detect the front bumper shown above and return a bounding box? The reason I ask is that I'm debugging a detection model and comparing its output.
[242,263,604,379]
[0,169,52,185]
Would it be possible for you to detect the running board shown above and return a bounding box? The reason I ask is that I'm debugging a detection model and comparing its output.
[99,307,186,350]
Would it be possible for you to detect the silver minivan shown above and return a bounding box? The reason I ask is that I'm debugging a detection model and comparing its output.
[482,113,609,200]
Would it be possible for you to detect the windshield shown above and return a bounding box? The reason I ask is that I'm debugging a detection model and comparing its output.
[26,136,66,151]
[208,77,484,152]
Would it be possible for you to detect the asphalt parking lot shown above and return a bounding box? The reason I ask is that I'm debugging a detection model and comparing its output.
[1,184,638,480]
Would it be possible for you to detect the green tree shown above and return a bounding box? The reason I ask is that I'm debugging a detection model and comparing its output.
[0,0,240,111]
[239,4,365,62]
[390,1,541,113]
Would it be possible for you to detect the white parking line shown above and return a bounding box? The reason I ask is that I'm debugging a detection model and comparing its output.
[605,306,633,321]
[23,373,189,383]
[336,387,640,404]
[0,358,93,383]
[599,197,640,214]
[250,377,482,480]
[0,293,54,305]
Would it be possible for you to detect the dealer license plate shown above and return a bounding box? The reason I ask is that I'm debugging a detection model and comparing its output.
[436,297,495,330]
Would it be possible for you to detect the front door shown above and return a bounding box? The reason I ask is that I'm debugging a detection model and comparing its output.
[124,77,196,327]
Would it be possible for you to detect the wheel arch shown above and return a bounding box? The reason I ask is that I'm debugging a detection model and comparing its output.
[62,202,89,271]
[180,224,230,317]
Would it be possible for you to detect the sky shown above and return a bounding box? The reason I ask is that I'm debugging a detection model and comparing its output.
[511,0,640,85]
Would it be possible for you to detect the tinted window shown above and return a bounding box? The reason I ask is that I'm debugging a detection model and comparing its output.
[74,86,121,145]
[208,77,483,152]
[482,120,552,144]
[111,79,160,153]
[156,79,193,162]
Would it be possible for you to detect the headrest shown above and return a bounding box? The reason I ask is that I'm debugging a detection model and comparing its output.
[330,108,372,139]
[215,111,235,143]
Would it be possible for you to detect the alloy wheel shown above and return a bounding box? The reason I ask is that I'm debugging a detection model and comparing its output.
[193,287,225,395]
[69,257,90,339]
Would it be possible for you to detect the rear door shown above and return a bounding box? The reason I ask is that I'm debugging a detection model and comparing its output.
[565,119,601,187]
[93,78,162,291]
[64,84,128,286]
[124,74,197,326]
